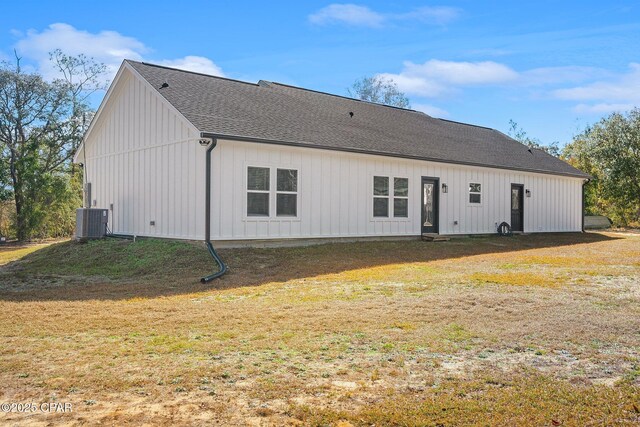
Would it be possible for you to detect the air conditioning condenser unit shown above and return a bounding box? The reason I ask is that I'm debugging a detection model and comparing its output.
[76,208,108,240]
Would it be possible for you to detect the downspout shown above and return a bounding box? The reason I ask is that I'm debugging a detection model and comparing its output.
[200,134,228,283]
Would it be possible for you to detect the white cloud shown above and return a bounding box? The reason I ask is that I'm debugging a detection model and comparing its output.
[412,103,449,118]
[12,23,225,83]
[403,60,518,85]
[553,63,640,103]
[309,3,460,27]
[157,56,224,77]
[15,23,146,80]
[379,60,517,98]
[573,103,636,114]
[309,4,384,27]
[378,59,632,118]
[521,66,610,86]
[378,72,447,97]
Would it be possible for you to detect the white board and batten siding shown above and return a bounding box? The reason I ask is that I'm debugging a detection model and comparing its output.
[81,65,584,242]
[81,67,206,240]
[209,139,584,241]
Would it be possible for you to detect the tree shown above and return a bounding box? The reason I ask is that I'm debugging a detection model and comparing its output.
[348,76,410,108]
[563,109,640,226]
[507,119,560,157]
[0,51,106,240]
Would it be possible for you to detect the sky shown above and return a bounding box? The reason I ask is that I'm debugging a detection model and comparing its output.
[1,1,638,147]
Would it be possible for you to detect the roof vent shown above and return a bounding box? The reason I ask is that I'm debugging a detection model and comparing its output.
[160,81,169,89]
[349,111,354,118]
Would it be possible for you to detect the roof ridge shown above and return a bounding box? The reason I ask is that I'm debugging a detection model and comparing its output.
[124,60,588,178]
[129,60,261,87]
[265,81,425,114]
[130,60,427,116]
[436,118,494,131]
[490,128,540,150]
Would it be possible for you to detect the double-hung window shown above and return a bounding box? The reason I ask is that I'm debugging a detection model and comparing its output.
[276,169,297,216]
[393,178,409,217]
[247,167,270,216]
[247,166,298,217]
[469,183,482,204]
[373,176,390,217]
[373,176,409,218]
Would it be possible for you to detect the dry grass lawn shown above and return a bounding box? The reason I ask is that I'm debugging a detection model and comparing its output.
[0,232,639,426]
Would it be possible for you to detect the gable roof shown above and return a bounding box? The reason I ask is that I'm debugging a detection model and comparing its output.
[126,60,588,178]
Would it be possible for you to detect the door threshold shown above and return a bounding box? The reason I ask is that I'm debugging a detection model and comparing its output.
[422,233,450,242]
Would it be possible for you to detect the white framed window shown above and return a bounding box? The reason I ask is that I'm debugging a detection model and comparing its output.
[373,176,409,218]
[393,177,409,217]
[469,182,482,204]
[246,166,299,218]
[247,166,270,216]
[373,176,390,217]
[276,169,297,217]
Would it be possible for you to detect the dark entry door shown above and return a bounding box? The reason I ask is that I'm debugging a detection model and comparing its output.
[511,184,524,232]
[422,177,439,234]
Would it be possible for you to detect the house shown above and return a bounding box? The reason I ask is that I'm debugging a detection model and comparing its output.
[74,60,589,245]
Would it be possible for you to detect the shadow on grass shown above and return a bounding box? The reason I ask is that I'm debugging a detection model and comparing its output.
[0,232,620,302]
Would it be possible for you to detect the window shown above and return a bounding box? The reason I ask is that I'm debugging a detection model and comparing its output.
[373,176,409,218]
[276,169,297,216]
[511,188,519,210]
[246,166,298,218]
[469,183,482,204]
[373,176,389,217]
[393,177,408,217]
[247,167,270,216]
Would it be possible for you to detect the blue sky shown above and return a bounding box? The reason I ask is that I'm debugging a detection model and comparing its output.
[1,1,638,147]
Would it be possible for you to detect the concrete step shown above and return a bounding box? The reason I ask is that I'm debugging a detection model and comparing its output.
[422,233,450,242]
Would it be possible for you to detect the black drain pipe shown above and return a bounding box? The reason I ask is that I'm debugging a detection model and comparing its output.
[200,134,227,283]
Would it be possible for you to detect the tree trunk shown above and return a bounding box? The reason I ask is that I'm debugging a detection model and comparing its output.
[14,191,25,241]
[12,175,26,241]
[9,149,27,241]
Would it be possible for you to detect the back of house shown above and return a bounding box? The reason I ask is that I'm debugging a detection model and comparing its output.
[74,60,589,243]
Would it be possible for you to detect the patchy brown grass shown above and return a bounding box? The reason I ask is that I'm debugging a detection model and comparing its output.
[469,271,564,287]
[291,373,640,426]
[0,244,42,265]
[0,232,639,426]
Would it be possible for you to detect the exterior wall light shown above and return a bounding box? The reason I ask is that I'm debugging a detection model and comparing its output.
[442,183,448,193]
[525,189,531,197]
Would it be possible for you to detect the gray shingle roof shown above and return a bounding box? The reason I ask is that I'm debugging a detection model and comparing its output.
[127,60,588,178]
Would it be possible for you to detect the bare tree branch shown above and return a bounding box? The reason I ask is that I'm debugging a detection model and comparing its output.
[348,76,411,109]
[0,51,107,239]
